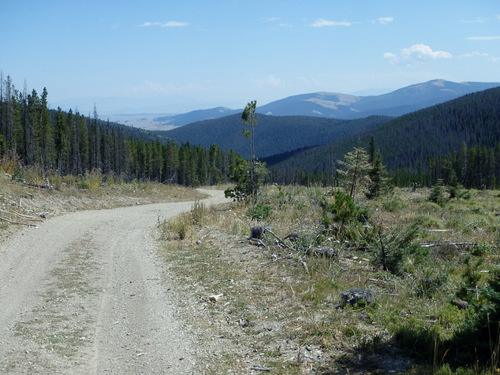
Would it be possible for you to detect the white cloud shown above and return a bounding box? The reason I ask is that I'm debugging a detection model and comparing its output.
[311,18,351,27]
[383,52,398,62]
[262,17,292,27]
[401,44,452,60]
[140,21,189,28]
[460,51,489,58]
[459,51,500,62]
[378,17,394,25]
[460,17,487,23]
[467,36,500,40]
[384,44,452,66]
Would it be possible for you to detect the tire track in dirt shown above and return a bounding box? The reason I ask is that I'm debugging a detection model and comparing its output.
[0,190,226,374]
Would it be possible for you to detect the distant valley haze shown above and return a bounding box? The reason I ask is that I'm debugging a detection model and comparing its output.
[79,79,500,130]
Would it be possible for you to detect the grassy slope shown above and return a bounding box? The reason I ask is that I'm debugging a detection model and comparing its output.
[159,185,500,374]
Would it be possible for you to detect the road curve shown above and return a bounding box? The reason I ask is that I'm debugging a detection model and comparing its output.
[0,189,226,374]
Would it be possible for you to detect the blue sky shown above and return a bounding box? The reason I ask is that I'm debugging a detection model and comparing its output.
[2,0,500,115]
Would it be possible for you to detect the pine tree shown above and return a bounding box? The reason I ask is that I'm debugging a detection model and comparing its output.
[241,100,259,203]
[78,113,89,173]
[39,87,53,169]
[54,107,69,173]
[366,151,391,199]
[337,147,371,197]
[89,106,101,171]
[20,84,35,165]
[4,76,15,151]
[368,136,376,166]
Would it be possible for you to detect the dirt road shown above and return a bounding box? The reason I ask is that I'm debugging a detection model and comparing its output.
[0,190,226,374]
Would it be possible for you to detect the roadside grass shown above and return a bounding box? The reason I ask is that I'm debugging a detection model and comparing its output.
[158,185,500,374]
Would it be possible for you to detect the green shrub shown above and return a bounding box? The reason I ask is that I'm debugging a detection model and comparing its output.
[383,197,407,212]
[322,190,370,241]
[369,222,423,274]
[455,255,485,303]
[76,180,90,189]
[429,181,447,206]
[246,203,272,221]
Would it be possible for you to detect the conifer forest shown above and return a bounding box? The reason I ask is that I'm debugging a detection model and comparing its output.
[0,74,237,186]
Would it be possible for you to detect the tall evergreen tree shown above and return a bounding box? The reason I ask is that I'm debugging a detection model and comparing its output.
[78,113,89,173]
[4,76,15,152]
[368,136,376,166]
[19,83,34,165]
[366,151,390,199]
[54,107,69,173]
[39,87,54,169]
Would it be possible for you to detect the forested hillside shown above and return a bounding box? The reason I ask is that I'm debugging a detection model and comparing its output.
[0,75,237,186]
[162,114,391,158]
[270,87,500,189]
[3,73,499,191]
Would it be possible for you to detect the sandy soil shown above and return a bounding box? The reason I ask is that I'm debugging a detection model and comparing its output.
[0,189,226,374]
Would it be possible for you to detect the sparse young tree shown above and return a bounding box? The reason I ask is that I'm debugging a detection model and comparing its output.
[370,221,421,274]
[429,179,446,206]
[337,147,371,197]
[240,100,262,204]
[225,156,268,202]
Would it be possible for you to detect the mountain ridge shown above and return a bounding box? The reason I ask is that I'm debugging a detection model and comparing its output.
[151,80,500,128]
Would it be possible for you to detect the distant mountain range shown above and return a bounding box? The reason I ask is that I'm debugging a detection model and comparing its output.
[152,107,240,128]
[152,80,500,128]
[268,86,500,183]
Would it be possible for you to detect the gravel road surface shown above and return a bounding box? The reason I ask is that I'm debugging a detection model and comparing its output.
[0,190,226,374]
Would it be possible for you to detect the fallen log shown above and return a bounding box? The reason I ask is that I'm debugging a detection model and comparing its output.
[26,182,53,190]
[0,215,38,227]
[421,242,475,248]
[0,209,43,222]
[265,228,293,250]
